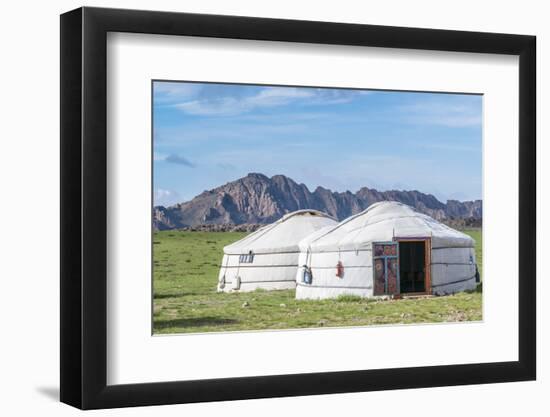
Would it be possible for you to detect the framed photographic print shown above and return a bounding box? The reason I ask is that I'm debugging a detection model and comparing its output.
[60,6,536,410]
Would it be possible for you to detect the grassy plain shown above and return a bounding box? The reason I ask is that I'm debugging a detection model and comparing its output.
[153,229,482,334]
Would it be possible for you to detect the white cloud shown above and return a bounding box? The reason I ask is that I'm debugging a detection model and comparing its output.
[176,97,247,116]
[154,188,180,206]
[175,87,314,116]
[173,86,372,116]
[153,82,202,103]
[398,101,482,127]
[249,87,314,106]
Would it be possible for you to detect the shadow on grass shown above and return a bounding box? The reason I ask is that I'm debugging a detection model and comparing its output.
[155,316,239,330]
[465,283,483,294]
[153,292,197,299]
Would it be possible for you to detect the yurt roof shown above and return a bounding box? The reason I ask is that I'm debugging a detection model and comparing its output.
[303,201,474,252]
[224,210,337,255]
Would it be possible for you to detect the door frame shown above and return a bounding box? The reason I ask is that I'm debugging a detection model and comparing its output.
[393,237,432,296]
[372,241,400,296]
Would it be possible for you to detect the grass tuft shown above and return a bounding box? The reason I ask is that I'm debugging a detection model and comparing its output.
[336,294,364,302]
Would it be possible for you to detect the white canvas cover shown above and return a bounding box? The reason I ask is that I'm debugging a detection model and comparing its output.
[295,201,477,299]
[217,210,337,292]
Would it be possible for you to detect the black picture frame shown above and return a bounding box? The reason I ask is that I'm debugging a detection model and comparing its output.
[60,6,536,410]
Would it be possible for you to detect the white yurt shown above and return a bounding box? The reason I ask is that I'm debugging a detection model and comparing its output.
[217,210,337,292]
[295,201,477,300]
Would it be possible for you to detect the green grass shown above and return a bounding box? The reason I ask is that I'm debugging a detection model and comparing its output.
[463,229,482,280]
[153,229,482,334]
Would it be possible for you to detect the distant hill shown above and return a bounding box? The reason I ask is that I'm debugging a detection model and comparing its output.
[153,173,482,230]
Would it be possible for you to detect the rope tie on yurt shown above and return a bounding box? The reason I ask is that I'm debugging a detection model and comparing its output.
[303,247,313,284]
[232,253,243,290]
[349,218,365,255]
[346,207,372,256]
[219,254,230,289]
[336,247,344,278]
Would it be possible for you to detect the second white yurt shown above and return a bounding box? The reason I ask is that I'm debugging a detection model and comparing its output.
[217,210,337,292]
[295,201,477,300]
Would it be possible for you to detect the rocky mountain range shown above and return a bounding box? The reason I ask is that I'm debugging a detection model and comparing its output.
[153,173,482,230]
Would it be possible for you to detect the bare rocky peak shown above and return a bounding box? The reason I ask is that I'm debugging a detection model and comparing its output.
[153,173,482,230]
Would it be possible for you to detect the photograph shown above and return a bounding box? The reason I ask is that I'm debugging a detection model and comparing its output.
[152,81,483,334]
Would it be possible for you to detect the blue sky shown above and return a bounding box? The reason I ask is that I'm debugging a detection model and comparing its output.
[153,81,482,207]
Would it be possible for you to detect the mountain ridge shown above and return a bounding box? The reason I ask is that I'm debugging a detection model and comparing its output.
[153,173,482,230]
